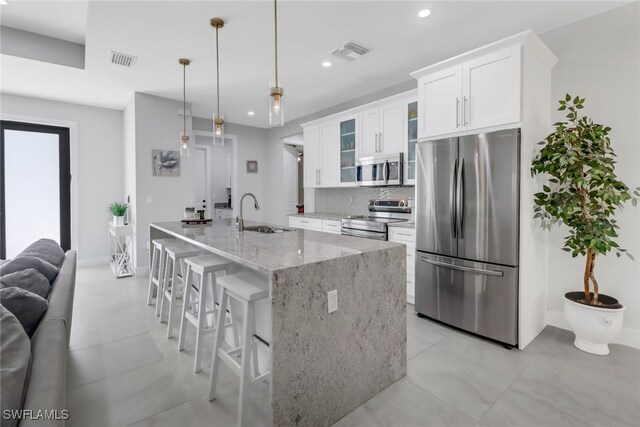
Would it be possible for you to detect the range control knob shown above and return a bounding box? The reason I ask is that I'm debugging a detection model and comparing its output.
[399,201,405,207]
[368,200,374,206]
[374,201,379,206]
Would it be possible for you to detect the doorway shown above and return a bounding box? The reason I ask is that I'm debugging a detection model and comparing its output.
[0,121,71,259]
[282,133,304,217]
[194,130,234,221]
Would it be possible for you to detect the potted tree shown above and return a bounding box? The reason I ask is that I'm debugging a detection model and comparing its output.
[109,202,128,226]
[531,95,639,355]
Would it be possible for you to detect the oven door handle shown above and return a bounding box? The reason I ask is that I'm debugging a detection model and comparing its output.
[341,228,386,240]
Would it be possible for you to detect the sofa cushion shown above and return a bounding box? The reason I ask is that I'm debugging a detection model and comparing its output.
[0,305,31,427]
[0,268,50,299]
[0,288,48,337]
[0,256,59,284]
[20,239,65,268]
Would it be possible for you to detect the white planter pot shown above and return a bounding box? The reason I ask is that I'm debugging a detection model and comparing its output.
[563,292,625,355]
[113,215,125,226]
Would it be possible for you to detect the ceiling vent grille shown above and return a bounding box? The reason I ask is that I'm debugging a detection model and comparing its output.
[110,51,137,67]
[330,41,370,62]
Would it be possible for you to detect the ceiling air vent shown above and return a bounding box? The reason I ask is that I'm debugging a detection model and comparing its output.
[110,51,137,67]
[330,41,371,62]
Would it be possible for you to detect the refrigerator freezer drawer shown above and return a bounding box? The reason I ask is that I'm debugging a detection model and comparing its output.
[415,252,518,346]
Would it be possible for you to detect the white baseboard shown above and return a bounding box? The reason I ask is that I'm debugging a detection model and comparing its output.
[136,266,149,277]
[77,257,108,267]
[545,309,640,350]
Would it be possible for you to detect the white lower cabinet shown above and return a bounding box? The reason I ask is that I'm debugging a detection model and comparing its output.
[388,227,416,304]
[322,219,342,235]
[288,216,323,232]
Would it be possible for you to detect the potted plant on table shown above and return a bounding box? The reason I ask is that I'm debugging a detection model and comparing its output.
[109,202,128,226]
[531,94,639,355]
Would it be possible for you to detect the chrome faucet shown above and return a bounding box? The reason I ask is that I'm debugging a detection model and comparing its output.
[236,192,260,231]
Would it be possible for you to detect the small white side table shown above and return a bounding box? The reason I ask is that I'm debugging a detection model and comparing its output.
[108,222,134,278]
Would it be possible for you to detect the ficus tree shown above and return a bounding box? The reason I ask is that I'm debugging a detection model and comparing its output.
[531,95,639,306]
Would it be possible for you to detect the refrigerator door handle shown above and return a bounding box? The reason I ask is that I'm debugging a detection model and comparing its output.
[420,257,504,277]
[450,159,458,238]
[457,158,465,239]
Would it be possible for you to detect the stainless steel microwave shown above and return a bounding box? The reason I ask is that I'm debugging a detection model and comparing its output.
[356,153,403,186]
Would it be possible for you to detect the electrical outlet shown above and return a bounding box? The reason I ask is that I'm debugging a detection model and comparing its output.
[146,196,152,204]
[328,290,338,313]
[349,195,354,204]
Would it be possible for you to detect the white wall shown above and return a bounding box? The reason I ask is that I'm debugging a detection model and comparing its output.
[1,94,123,263]
[192,118,268,223]
[132,93,196,270]
[540,2,640,346]
[123,95,137,265]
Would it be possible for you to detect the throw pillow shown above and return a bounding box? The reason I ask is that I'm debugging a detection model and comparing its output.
[0,255,59,284]
[20,238,65,268]
[0,287,48,337]
[0,304,31,427]
[0,268,51,299]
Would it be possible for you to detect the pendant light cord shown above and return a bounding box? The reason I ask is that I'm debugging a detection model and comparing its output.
[183,62,186,136]
[216,26,220,117]
[274,0,278,86]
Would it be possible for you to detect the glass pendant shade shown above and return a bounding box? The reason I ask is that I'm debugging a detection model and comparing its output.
[180,132,190,157]
[269,79,284,127]
[213,113,225,145]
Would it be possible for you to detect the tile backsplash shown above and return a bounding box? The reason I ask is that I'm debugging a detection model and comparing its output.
[314,187,416,215]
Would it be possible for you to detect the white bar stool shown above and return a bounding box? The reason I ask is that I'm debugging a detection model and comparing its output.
[147,238,176,315]
[178,254,233,372]
[208,271,270,427]
[159,243,201,338]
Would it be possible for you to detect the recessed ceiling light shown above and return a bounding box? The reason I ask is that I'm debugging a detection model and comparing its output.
[247,111,255,116]
[418,9,431,18]
[322,61,332,68]
[0,1,9,5]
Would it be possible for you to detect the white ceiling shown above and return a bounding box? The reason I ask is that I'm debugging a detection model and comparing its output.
[0,1,628,128]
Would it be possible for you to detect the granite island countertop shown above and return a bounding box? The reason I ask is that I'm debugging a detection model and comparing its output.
[150,219,403,273]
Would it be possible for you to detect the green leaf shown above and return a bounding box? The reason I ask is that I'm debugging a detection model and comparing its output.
[565,94,571,102]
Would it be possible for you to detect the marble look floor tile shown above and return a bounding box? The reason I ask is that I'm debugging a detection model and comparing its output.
[333,377,476,427]
[407,331,434,360]
[478,385,590,427]
[70,312,148,351]
[407,346,514,420]
[511,352,640,426]
[72,296,138,325]
[129,380,271,427]
[439,332,529,381]
[67,353,238,427]
[406,312,451,344]
[67,333,163,388]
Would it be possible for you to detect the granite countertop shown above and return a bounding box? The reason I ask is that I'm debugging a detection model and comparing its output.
[150,220,403,273]
[388,222,415,229]
[288,212,349,221]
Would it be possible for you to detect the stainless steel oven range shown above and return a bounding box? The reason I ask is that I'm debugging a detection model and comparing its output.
[341,199,411,240]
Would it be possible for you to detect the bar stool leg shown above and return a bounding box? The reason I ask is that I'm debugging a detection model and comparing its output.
[194,269,208,372]
[208,289,229,401]
[238,300,254,427]
[159,254,172,322]
[147,245,158,306]
[155,248,167,316]
[166,257,181,338]
[178,263,194,351]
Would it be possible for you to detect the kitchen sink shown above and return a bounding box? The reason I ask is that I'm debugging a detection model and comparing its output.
[243,225,292,233]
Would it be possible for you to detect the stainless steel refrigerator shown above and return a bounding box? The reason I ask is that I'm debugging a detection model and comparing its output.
[415,128,520,346]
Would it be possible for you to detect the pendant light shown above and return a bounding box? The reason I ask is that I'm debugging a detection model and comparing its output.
[211,18,225,145]
[179,58,191,157]
[269,0,284,126]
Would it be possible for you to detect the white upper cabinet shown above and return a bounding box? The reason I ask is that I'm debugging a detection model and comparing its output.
[358,100,404,157]
[318,121,340,187]
[303,126,320,187]
[417,65,462,138]
[412,40,522,139]
[463,46,521,131]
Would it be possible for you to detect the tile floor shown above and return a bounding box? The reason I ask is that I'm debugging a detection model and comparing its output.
[67,266,640,426]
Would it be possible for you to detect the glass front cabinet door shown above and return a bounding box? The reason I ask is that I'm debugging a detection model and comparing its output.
[339,117,357,184]
[405,99,418,185]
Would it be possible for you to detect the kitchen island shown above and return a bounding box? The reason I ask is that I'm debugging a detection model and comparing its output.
[149,220,406,426]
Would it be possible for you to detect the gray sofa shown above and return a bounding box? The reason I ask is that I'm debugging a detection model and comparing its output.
[15,250,76,427]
